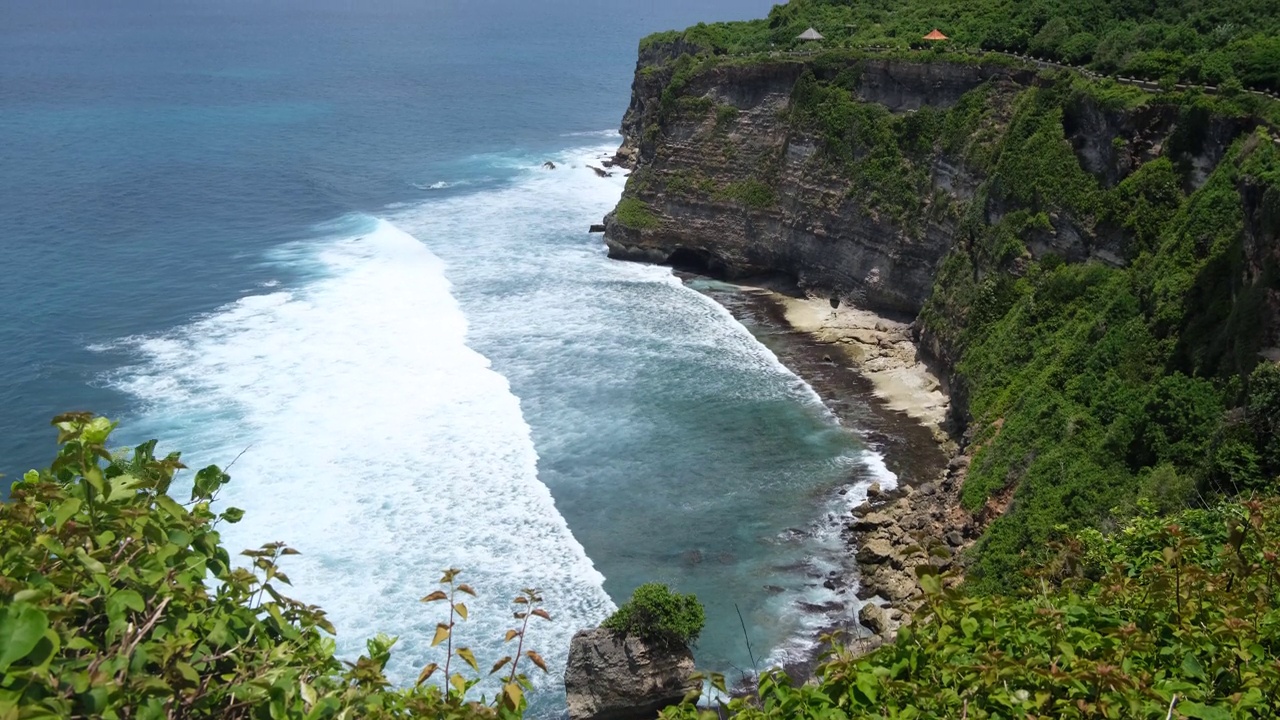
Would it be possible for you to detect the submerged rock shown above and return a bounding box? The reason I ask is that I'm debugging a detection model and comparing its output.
[564,628,696,720]
[543,161,557,169]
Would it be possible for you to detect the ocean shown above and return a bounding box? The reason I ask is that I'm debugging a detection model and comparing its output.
[0,0,895,713]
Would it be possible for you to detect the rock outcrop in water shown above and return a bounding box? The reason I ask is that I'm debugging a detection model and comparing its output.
[563,628,696,720]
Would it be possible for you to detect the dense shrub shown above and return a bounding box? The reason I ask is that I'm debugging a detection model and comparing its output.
[601,583,704,650]
[0,414,545,719]
[640,0,1280,91]
[663,499,1280,719]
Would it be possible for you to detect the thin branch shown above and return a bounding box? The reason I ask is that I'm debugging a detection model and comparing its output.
[223,445,252,473]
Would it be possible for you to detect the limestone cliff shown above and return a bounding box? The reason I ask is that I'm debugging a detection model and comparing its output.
[604,47,1280,423]
[603,43,1280,589]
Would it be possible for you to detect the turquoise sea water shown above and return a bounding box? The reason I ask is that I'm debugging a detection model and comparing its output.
[1,1,895,713]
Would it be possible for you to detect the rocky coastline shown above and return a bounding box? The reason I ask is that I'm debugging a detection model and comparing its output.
[682,276,970,666]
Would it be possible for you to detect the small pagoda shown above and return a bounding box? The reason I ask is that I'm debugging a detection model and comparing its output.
[922,28,949,41]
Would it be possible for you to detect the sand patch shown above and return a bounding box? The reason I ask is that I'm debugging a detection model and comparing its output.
[777,295,949,435]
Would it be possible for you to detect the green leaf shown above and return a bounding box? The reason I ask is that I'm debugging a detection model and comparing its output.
[83,465,107,495]
[107,590,147,621]
[53,498,81,529]
[107,473,142,501]
[155,494,187,519]
[1181,653,1206,680]
[919,573,942,596]
[960,617,979,638]
[854,673,878,704]
[74,547,106,575]
[175,661,200,684]
[220,506,245,524]
[0,605,50,672]
[1179,702,1233,720]
[82,416,115,444]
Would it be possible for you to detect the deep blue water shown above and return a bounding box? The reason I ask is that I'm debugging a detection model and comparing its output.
[1,1,894,713]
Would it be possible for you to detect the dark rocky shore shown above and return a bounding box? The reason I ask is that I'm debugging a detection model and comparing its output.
[685,275,972,679]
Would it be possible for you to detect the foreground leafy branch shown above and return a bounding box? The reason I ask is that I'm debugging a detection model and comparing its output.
[0,414,546,719]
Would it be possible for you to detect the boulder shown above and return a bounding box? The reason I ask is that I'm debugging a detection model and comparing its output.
[858,602,892,635]
[564,628,697,720]
[862,568,918,602]
[855,537,897,566]
[867,482,883,498]
[589,224,607,233]
[587,165,612,178]
[543,161,557,169]
[849,511,895,532]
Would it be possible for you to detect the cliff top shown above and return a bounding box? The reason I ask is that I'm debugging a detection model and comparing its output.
[639,0,1280,94]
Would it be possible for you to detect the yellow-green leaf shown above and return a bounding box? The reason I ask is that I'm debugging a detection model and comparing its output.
[175,661,200,684]
[525,650,548,673]
[449,672,467,695]
[503,681,524,709]
[504,629,520,642]
[454,603,468,620]
[74,548,106,575]
[431,623,450,647]
[300,681,317,707]
[416,663,438,686]
[53,498,81,530]
[490,656,512,675]
[457,647,479,672]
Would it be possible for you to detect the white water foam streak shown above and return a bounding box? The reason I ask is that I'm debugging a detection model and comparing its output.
[107,217,613,692]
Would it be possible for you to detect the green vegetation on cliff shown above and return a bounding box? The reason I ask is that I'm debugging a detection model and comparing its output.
[920,110,1280,591]
[664,498,1280,718]
[602,584,705,651]
[641,0,1280,92]
[631,35,1280,590]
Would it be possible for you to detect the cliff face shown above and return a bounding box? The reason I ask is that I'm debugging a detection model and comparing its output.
[604,45,1280,587]
[609,57,1022,316]
[605,48,1279,376]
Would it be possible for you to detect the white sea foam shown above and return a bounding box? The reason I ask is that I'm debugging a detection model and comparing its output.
[393,142,883,676]
[105,215,614,694]
[104,139,896,703]
[560,129,622,138]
